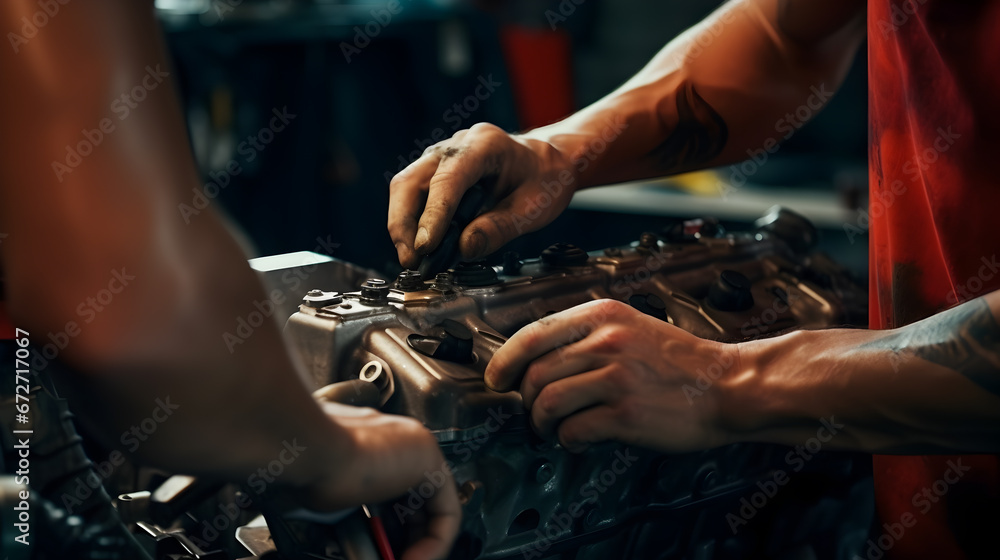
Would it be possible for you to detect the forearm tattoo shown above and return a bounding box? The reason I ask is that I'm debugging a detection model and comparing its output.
[864,298,1000,397]
[650,81,729,172]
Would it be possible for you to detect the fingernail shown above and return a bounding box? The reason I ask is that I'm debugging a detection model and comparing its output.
[563,441,589,454]
[483,372,497,392]
[414,227,429,251]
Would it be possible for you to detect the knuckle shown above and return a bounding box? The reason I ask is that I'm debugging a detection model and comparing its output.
[612,399,642,429]
[388,172,409,192]
[483,213,516,243]
[533,387,561,417]
[518,322,544,348]
[591,325,629,354]
[602,364,632,388]
[420,195,456,222]
[423,137,454,156]
[468,122,503,137]
[427,170,464,193]
[522,361,544,393]
[387,214,416,239]
[591,298,627,318]
[557,422,582,448]
[387,226,407,244]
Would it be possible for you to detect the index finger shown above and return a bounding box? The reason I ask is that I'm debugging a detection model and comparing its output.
[415,127,507,254]
[485,300,622,392]
[389,155,439,268]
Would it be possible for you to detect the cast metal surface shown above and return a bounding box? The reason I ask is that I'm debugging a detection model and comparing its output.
[273,208,869,559]
[104,208,871,560]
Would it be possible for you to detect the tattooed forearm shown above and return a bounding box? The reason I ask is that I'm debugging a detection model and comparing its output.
[863,298,1000,397]
[649,82,728,173]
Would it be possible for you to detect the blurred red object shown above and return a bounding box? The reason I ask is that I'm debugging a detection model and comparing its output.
[499,26,575,129]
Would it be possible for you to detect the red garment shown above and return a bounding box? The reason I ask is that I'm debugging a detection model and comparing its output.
[869,0,1000,557]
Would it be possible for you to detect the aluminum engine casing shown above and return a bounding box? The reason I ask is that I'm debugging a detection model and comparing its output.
[282,209,870,559]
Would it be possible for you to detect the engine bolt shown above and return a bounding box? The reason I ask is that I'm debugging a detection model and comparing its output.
[360,278,389,305]
[302,290,342,308]
[637,232,660,254]
[431,272,454,292]
[395,270,425,292]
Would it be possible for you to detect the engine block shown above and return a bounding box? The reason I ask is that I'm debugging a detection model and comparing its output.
[272,207,871,560]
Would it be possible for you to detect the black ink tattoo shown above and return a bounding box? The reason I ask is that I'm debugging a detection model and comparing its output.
[864,298,1000,397]
[650,82,728,172]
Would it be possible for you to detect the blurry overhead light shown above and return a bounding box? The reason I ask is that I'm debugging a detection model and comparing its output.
[154,0,211,15]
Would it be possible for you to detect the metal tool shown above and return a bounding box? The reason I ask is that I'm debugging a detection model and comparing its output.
[418,185,487,279]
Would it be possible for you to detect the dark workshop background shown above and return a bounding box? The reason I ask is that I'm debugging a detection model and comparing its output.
[156,0,869,280]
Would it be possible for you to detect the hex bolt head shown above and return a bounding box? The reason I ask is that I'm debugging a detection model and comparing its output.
[360,278,390,305]
[541,243,589,267]
[395,270,425,292]
[431,272,454,292]
[708,269,754,311]
[453,261,499,286]
[302,290,343,308]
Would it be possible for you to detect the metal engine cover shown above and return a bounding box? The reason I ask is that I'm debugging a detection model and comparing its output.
[279,208,871,560]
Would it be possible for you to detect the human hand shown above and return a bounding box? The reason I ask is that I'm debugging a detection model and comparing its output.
[484,299,743,454]
[307,401,461,560]
[388,122,576,268]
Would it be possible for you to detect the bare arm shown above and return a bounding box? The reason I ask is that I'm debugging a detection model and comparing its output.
[524,0,865,186]
[0,2,458,554]
[483,292,1000,456]
[726,291,1000,453]
[389,0,866,266]
[0,0,342,483]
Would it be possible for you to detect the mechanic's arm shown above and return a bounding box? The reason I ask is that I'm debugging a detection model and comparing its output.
[484,292,1000,455]
[0,2,456,556]
[389,0,866,267]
